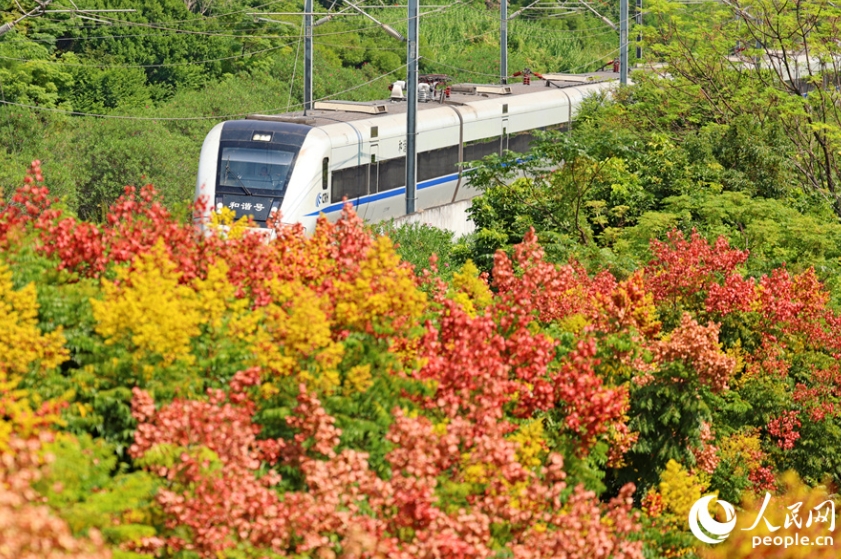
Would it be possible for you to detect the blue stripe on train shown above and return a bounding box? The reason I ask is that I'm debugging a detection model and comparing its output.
[305,172,460,217]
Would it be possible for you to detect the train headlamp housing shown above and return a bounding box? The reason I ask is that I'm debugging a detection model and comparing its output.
[252,133,272,142]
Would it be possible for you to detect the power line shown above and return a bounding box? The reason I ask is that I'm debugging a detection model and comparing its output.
[0,62,410,120]
[32,0,465,38]
[0,40,300,67]
[287,22,303,112]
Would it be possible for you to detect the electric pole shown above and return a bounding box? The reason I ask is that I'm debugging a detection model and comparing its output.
[501,0,508,84]
[636,0,642,61]
[304,0,313,114]
[620,0,628,84]
[405,0,418,214]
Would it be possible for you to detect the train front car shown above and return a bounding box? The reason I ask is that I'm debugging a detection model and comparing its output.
[195,119,324,233]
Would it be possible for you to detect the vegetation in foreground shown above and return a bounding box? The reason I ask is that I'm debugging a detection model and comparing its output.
[2,159,841,558]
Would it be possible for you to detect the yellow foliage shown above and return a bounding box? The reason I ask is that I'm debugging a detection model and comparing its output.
[462,460,488,484]
[726,339,748,387]
[718,430,763,476]
[252,280,344,393]
[659,459,706,520]
[509,420,546,470]
[0,375,59,452]
[332,236,426,333]
[343,364,373,395]
[0,262,67,377]
[209,206,250,239]
[558,313,589,335]
[91,242,203,365]
[450,260,493,317]
[192,259,249,331]
[432,420,449,436]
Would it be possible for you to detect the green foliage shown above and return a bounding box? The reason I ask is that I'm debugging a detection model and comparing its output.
[617,368,711,494]
[374,221,456,278]
[34,433,159,546]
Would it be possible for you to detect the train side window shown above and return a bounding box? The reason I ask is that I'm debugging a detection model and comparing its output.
[509,130,531,153]
[332,165,369,201]
[322,157,329,190]
[464,136,501,163]
[418,145,459,182]
[378,157,406,192]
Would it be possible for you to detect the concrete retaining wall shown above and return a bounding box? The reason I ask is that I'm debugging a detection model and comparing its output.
[391,198,476,238]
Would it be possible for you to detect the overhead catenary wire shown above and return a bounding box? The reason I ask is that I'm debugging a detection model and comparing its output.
[4,1,495,66]
[0,39,301,67]
[32,0,467,39]
[287,20,304,113]
[0,2,624,120]
[0,62,411,121]
[17,17,617,51]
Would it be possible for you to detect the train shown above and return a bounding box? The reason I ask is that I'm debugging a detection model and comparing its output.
[194,72,617,232]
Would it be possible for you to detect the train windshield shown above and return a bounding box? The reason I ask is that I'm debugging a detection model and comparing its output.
[218,147,295,194]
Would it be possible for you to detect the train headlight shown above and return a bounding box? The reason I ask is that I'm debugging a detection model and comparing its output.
[252,133,272,142]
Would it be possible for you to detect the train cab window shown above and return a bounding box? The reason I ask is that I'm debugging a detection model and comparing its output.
[332,165,369,201]
[322,157,329,190]
[219,147,294,194]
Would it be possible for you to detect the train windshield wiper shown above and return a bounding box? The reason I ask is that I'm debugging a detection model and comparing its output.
[224,158,252,196]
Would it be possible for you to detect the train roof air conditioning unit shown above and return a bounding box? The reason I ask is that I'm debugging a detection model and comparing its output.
[313,101,388,114]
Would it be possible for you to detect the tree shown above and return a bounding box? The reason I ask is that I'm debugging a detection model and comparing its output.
[643,0,841,217]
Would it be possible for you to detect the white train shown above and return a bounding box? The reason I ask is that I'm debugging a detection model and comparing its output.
[194,73,616,232]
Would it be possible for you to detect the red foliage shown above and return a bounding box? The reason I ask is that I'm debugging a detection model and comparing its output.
[0,161,53,248]
[748,466,777,493]
[415,299,523,427]
[767,410,802,451]
[130,374,642,559]
[691,422,719,475]
[655,313,735,392]
[553,338,631,454]
[705,273,757,315]
[644,229,749,304]
[492,229,613,327]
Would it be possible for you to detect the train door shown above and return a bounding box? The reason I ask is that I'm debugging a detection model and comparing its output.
[361,143,378,221]
[501,118,509,155]
[369,143,379,194]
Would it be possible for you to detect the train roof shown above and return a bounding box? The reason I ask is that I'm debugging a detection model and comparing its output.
[247,71,619,128]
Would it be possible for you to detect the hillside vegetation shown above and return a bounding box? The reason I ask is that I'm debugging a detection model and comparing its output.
[0,0,615,219]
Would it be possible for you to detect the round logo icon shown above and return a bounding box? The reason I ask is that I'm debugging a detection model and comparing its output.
[688,494,737,544]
